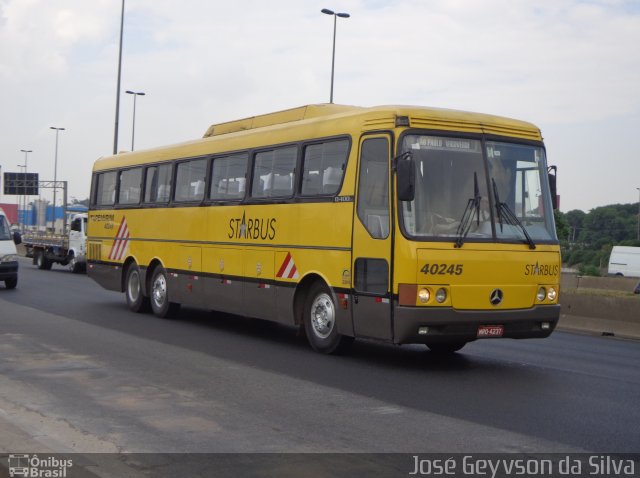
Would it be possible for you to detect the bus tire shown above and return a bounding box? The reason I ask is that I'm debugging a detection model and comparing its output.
[303,281,353,354]
[149,266,180,318]
[426,342,467,354]
[125,263,150,313]
[36,250,52,270]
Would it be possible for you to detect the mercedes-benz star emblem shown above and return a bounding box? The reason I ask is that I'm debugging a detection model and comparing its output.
[490,289,504,306]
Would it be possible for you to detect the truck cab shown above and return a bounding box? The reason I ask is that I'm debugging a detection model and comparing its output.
[0,207,21,289]
[67,213,88,272]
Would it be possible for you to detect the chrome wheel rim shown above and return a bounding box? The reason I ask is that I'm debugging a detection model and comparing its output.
[152,272,167,308]
[310,292,335,339]
[127,269,141,303]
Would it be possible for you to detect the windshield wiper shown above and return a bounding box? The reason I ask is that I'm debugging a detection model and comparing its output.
[492,178,536,249]
[454,172,481,248]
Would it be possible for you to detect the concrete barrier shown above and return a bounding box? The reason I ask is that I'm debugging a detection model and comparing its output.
[558,290,640,339]
[561,273,639,293]
[558,273,639,339]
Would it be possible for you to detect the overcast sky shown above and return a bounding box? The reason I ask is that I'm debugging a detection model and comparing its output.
[1,0,639,212]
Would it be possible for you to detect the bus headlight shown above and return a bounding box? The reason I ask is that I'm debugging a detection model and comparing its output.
[418,288,430,303]
[547,287,557,301]
[537,287,546,302]
[435,288,447,303]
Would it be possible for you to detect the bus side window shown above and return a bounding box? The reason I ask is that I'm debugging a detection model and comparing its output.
[95,171,117,206]
[210,153,248,200]
[144,166,158,202]
[118,167,143,205]
[144,163,172,203]
[175,159,207,202]
[301,139,349,196]
[251,147,297,198]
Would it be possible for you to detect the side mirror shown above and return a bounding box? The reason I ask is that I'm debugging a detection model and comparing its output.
[396,154,415,202]
[548,166,558,210]
[13,231,22,245]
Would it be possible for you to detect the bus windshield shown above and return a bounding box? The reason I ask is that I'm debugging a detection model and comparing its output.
[400,134,556,244]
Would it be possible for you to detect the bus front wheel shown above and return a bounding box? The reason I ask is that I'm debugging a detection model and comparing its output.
[303,281,353,354]
[125,263,150,313]
[426,342,467,354]
[149,266,180,318]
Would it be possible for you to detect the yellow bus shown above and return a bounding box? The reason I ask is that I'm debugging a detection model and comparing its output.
[88,104,560,354]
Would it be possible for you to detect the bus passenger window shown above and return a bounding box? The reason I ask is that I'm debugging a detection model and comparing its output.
[144,163,172,203]
[95,171,117,206]
[301,139,349,196]
[210,153,248,200]
[175,159,207,202]
[251,146,297,198]
[118,167,142,205]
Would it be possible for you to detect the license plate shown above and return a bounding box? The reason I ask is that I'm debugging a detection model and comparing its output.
[477,325,504,338]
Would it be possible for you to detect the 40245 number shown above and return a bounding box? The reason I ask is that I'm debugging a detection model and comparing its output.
[420,263,464,275]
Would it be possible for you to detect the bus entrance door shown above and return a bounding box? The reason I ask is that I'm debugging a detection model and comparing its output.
[351,135,393,340]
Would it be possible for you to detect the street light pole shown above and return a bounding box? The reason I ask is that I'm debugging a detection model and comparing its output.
[19,149,31,231]
[113,0,125,154]
[125,90,145,151]
[636,187,639,241]
[321,8,350,104]
[50,127,65,227]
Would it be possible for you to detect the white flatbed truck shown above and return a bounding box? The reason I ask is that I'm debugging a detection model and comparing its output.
[23,213,87,273]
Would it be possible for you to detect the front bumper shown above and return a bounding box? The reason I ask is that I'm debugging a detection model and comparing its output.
[394,304,561,345]
[0,261,19,281]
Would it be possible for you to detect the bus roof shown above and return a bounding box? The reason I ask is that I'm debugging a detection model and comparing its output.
[94,104,542,171]
[202,103,541,140]
[202,104,358,137]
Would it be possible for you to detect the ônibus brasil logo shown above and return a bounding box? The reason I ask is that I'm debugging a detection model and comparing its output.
[8,454,73,477]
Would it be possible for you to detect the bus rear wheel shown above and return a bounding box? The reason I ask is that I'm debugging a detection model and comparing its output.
[149,266,180,318]
[303,281,353,354]
[125,263,150,313]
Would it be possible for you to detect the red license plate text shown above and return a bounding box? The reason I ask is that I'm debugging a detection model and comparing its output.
[477,325,504,338]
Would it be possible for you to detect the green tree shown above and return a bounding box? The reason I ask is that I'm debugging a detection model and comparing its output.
[562,203,639,269]
[554,210,569,241]
[579,205,633,244]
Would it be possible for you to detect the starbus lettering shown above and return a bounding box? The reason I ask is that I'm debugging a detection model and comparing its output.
[228,211,276,240]
[524,262,559,276]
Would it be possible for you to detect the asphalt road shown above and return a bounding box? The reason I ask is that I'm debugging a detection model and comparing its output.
[1,257,639,473]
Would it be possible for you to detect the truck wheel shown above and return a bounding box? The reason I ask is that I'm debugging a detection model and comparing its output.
[125,264,150,313]
[68,253,84,274]
[36,250,52,270]
[4,277,17,289]
[149,266,180,318]
[303,281,353,354]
